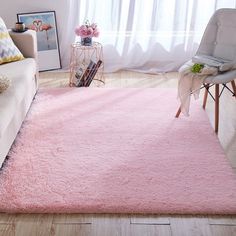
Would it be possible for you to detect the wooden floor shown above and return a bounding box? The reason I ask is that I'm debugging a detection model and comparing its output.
[0,71,236,236]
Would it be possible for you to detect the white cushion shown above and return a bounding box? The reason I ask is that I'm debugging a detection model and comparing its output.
[204,70,236,84]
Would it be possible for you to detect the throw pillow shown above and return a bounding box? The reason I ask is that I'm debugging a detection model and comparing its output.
[0,75,11,93]
[0,17,24,64]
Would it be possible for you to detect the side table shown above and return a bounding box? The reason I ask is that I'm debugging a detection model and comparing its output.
[69,42,105,87]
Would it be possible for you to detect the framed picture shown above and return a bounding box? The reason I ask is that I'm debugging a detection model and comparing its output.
[17,11,62,71]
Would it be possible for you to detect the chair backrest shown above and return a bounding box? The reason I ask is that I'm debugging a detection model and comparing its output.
[196,8,236,61]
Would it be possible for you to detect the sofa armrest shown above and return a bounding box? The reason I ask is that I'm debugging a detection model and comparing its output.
[9,30,38,59]
[9,29,39,84]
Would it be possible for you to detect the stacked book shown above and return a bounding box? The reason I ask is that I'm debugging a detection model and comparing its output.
[74,60,102,87]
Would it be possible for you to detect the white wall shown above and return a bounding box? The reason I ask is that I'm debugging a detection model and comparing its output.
[0,0,67,28]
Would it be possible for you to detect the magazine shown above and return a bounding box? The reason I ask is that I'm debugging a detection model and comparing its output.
[84,60,103,86]
[74,60,96,87]
[74,67,85,87]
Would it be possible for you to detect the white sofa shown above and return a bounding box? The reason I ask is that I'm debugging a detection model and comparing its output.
[0,30,38,167]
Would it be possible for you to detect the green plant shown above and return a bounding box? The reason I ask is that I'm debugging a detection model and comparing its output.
[191,63,204,73]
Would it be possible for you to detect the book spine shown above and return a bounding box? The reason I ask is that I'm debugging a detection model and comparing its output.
[78,61,95,87]
[74,68,84,87]
[85,60,102,87]
[84,62,97,87]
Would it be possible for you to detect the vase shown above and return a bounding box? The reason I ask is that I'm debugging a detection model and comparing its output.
[81,37,92,46]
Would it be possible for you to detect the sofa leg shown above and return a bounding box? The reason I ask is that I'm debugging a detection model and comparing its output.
[203,84,209,109]
[231,80,236,98]
[215,84,219,133]
[175,107,181,118]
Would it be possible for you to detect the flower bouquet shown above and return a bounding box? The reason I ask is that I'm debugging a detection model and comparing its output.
[75,20,100,46]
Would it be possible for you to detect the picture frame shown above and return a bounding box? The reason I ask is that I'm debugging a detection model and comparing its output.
[17,11,62,71]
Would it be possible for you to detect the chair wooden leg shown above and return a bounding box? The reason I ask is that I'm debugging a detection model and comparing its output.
[175,107,181,118]
[215,84,219,133]
[203,84,210,109]
[231,80,236,99]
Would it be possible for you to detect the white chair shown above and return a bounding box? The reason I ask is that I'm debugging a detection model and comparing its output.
[176,8,236,133]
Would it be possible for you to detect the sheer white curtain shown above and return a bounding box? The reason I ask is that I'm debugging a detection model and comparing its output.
[60,0,236,73]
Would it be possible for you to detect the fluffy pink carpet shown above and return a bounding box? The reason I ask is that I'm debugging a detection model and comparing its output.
[0,88,236,214]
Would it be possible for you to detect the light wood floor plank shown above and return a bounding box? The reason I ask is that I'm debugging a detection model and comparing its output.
[0,214,15,224]
[15,214,53,236]
[0,224,15,236]
[208,216,236,225]
[53,214,92,224]
[210,225,236,236]
[170,216,212,236]
[131,215,170,225]
[130,224,171,236]
[91,215,131,236]
[51,223,91,236]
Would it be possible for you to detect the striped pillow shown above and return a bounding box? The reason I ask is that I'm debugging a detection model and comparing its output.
[0,17,24,64]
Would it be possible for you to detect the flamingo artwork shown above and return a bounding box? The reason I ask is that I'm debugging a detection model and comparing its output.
[27,19,53,50]
[39,23,53,49]
[27,19,42,31]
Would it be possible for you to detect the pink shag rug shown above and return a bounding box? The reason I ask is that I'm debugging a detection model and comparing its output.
[1,88,236,214]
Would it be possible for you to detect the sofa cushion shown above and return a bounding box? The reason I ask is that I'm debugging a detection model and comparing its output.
[0,58,36,138]
[0,17,24,64]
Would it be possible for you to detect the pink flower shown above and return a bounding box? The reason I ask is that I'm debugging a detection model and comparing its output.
[87,27,94,37]
[75,21,100,38]
[93,28,100,37]
[74,27,80,36]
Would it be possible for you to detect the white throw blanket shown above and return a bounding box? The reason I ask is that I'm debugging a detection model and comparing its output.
[177,61,218,116]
